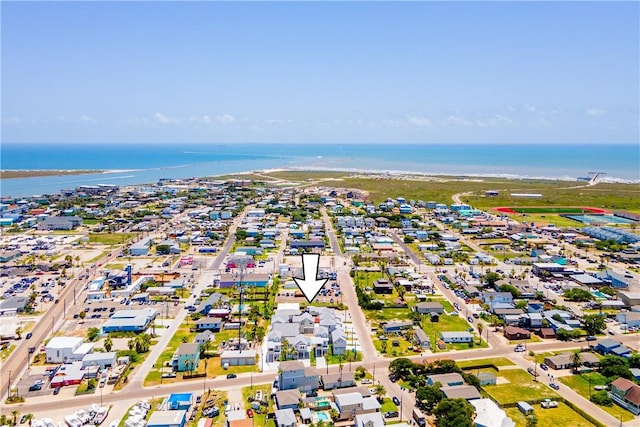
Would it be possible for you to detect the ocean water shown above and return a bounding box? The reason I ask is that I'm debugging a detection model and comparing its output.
[1,143,638,197]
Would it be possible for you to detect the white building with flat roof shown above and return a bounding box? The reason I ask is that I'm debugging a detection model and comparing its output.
[46,336,83,363]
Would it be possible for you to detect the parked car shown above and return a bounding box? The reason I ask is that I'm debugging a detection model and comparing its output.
[384,411,399,418]
[549,383,560,390]
[360,379,373,385]
[53,386,61,395]
[539,363,549,371]
[392,396,400,405]
[514,345,526,352]
[29,384,42,392]
[246,409,253,418]
[25,332,33,339]
[226,373,237,379]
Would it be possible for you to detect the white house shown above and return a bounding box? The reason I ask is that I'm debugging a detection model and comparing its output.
[440,331,473,343]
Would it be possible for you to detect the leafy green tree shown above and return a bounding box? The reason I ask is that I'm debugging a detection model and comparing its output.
[156,244,171,255]
[600,355,632,379]
[484,272,501,287]
[87,327,101,342]
[582,314,606,336]
[434,398,474,427]
[563,288,594,302]
[354,366,366,380]
[628,353,640,369]
[389,358,415,379]
[498,284,520,299]
[590,390,613,406]
[416,382,443,413]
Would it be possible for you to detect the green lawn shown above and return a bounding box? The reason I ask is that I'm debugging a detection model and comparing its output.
[374,337,421,358]
[88,233,137,245]
[0,344,16,361]
[505,402,597,427]
[380,397,398,413]
[483,369,559,404]
[559,373,635,422]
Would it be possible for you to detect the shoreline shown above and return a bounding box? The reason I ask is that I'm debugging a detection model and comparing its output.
[233,167,640,185]
[0,170,106,179]
[1,166,638,185]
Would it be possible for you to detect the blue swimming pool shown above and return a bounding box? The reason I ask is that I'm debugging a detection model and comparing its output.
[592,291,609,299]
[316,412,329,421]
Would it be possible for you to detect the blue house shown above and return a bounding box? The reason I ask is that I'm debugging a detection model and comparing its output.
[595,339,632,358]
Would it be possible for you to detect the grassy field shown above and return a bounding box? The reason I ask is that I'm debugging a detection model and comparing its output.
[505,402,597,427]
[483,369,559,404]
[258,172,640,212]
[88,233,137,245]
[559,373,635,422]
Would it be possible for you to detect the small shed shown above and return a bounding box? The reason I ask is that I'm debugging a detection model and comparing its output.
[517,401,534,415]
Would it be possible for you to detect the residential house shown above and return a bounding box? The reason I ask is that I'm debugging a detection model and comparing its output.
[609,378,640,415]
[476,373,497,386]
[195,317,222,332]
[173,343,200,372]
[503,326,531,340]
[195,331,214,345]
[331,329,348,355]
[441,385,481,401]
[382,321,414,334]
[544,352,599,370]
[413,327,430,349]
[426,373,464,387]
[334,392,381,421]
[274,389,302,410]
[471,399,515,427]
[274,409,296,427]
[373,279,393,294]
[439,331,473,343]
[414,302,444,315]
[278,361,319,393]
[354,413,385,427]
[322,372,356,390]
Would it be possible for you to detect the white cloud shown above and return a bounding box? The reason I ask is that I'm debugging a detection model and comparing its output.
[79,115,96,123]
[154,112,181,125]
[443,115,473,127]
[586,108,606,116]
[407,116,432,127]
[216,114,235,124]
[489,114,515,127]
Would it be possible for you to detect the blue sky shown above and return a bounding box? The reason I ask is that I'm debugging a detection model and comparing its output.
[2,1,638,144]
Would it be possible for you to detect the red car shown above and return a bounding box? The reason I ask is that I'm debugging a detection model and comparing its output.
[246,410,253,418]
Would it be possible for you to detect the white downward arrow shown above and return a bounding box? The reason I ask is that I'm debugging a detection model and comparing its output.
[293,253,328,303]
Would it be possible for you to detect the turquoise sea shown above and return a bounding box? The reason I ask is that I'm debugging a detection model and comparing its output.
[1,143,638,197]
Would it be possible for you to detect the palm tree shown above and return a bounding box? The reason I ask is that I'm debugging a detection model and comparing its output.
[571,349,583,374]
[11,410,20,426]
[374,384,386,401]
[477,323,484,343]
[15,327,22,340]
[104,337,113,352]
